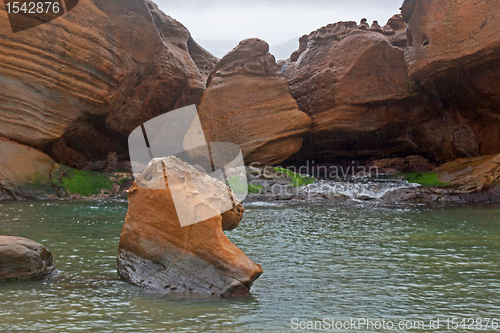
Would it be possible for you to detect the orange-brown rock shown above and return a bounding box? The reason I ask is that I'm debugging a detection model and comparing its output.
[0,0,216,168]
[434,154,500,194]
[0,137,133,200]
[404,0,500,84]
[282,12,498,164]
[282,21,419,162]
[366,155,436,175]
[194,38,312,166]
[404,0,500,157]
[117,157,262,297]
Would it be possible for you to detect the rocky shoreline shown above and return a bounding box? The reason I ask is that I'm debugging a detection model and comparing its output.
[244,155,500,205]
[0,141,498,205]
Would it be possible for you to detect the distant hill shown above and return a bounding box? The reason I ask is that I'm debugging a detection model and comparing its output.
[194,39,240,59]
[194,37,300,61]
[270,37,300,61]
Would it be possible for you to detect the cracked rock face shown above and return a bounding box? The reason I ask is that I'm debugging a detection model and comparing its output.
[0,236,55,281]
[117,156,262,297]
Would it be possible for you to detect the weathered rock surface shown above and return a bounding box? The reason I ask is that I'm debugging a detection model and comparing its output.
[366,155,437,175]
[0,0,216,169]
[404,0,500,158]
[381,154,500,203]
[381,186,500,204]
[117,156,262,297]
[0,138,57,199]
[282,20,421,163]
[282,5,500,164]
[0,236,55,281]
[193,38,312,166]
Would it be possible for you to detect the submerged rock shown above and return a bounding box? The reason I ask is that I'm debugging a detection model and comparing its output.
[117,156,262,297]
[0,236,55,281]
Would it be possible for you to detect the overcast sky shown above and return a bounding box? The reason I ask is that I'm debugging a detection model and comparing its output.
[153,0,404,59]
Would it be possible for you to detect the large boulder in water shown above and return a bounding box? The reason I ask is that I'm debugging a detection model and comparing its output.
[117,156,262,297]
[194,38,312,166]
[0,236,55,281]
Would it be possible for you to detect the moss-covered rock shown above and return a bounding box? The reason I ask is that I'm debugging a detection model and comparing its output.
[402,172,449,187]
[273,167,316,187]
[0,138,58,199]
[51,164,132,198]
[0,138,133,200]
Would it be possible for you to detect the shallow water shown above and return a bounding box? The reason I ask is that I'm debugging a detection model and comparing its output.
[1,200,500,332]
[302,177,419,200]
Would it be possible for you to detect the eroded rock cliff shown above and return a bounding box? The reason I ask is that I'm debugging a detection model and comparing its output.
[404,0,500,157]
[282,1,500,165]
[282,19,421,162]
[0,0,216,169]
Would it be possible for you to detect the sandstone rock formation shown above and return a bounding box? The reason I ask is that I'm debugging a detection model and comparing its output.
[366,155,437,175]
[0,138,132,200]
[0,236,55,281]
[0,0,216,169]
[381,154,500,203]
[193,38,312,166]
[282,20,419,162]
[117,156,262,297]
[282,3,500,165]
[404,0,500,157]
[0,138,57,199]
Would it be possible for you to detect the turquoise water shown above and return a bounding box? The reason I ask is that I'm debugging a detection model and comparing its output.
[1,200,500,332]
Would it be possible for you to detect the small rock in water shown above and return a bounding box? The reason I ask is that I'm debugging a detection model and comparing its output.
[0,236,55,281]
